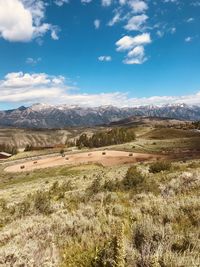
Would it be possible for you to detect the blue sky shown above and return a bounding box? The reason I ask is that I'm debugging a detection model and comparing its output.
[0,0,200,109]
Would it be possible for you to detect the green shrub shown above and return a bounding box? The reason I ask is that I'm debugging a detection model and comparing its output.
[33,191,52,215]
[103,179,120,192]
[87,176,103,195]
[92,223,125,267]
[0,198,7,211]
[60,149,65,156]
[16,199,31,217]
[122,166,145,190]
[149,161,171,173]
[50,180,74,198]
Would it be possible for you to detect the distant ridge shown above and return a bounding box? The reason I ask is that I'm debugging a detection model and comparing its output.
[0,103,200,129]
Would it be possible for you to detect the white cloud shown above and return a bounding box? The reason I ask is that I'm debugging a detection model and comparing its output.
[129,0,148,13]
[26,57,41,65]
[108,12,121,26]
[0,72,67,103]
[0,72,200,107]
[0,0,59,42]
[170,27,176,34]
[94,19,100,29]
[124,14,148,31]
[116,33,151,51]
[54,0,69,6]
[123,45,147,64]
[119,0,126,5]
[186,17,194,23]
[156,30,164,38]
[102,0,112,7]
[185,36,192,42]
[98,56,112,61]
[0,0,33,42]
[81,0,92,4]
[116,33,151,64]
[50,26,60,40]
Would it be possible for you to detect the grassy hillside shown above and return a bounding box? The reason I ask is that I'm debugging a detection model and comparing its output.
[142,128,200,140]
[0,128,73,148]
[0,126,110,150]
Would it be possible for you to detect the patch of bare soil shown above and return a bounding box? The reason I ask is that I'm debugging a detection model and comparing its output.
[4,150,163,173]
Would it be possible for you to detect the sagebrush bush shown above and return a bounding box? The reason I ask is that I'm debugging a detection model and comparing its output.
[87,176,103,195]
[92,223,125,267]
[33,191,52,215]
[122,166,145,190]
[149,161,171,173]
[1,157,200,267]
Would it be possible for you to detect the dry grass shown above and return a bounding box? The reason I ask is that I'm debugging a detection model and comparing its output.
[0,152,200,266]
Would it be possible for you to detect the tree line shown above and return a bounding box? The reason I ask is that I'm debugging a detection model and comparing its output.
[192,121,200,130]
[76,127,136,148]
[0,143,18,155]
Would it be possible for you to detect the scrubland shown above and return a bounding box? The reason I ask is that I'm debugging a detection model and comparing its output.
[0,125,200,266]
[0,158,199,267]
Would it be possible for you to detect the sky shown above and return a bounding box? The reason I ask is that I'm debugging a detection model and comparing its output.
[0,0,200,109]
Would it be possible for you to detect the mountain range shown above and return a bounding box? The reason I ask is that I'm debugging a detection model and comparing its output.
[0,103,200,129]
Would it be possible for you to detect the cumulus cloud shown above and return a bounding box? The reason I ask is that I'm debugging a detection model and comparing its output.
[124,14,148,31]
[0,0,59,42]
[116,33,151,64]
[129,0,148,13]
[123,45,147,64]
[116,33,151,51]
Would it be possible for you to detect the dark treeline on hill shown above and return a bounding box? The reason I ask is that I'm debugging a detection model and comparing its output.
[24,144,65,152]
[76,127,136,148]
[0,143,18,155]
[192,121,200,129]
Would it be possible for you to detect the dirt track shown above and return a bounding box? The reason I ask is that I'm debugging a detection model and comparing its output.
[4,150,163,173]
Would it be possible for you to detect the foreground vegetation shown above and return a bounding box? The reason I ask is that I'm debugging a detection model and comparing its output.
[0,122,200,266]
[0,157,199,266]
